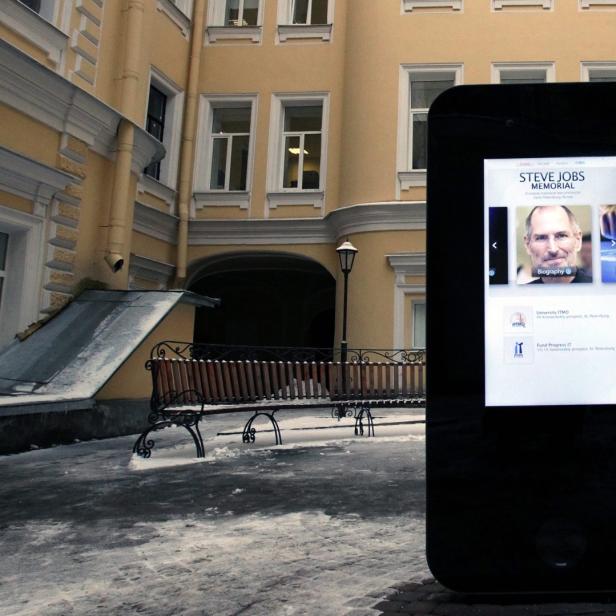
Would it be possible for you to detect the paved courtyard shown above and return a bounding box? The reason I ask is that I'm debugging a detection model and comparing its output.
[3,408,616,616]
[0,409,428,615]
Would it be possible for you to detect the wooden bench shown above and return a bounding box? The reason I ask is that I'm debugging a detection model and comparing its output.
[133,357,425,458]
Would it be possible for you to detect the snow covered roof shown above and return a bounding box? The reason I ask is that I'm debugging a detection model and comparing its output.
[0,290,219,413]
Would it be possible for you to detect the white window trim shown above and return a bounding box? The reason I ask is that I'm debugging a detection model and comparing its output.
[402,0,462,12]
[276,0,334,42]
[580,0,616,8]
[492,0,551,9]
[206,0,263,44]
[492,62,555,84]
[0,205,45,349]
[387,253,426,349]
[396,64,462,195]
[0,0,67,69]
[411,300,426,348]
[266,93,329,213]
[193,94,258,211]
[145,68,184,190]
[581,61,616,81]
[157,0,192,38]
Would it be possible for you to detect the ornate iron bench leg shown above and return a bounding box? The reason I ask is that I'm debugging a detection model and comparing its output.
[355,404,375,438]
[133,415,205,459]
[242,411,282,445]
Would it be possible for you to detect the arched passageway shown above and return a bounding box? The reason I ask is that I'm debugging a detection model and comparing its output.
[188,252,335,349]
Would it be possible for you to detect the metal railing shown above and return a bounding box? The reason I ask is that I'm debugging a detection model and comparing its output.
[150,341,426,364]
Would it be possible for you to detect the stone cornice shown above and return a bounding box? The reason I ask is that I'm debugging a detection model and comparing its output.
[0,40,164,172]
[129,254,175,284]
[133,200,427,246]
[386,253,427,278]
[0,146,75,212]
[327,201,426,238]
[133,201,178,244]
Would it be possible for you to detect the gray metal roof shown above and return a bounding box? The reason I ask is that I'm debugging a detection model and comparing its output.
[0,290,218,411]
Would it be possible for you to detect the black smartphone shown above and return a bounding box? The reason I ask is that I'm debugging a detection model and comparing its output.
[426,82,616,593]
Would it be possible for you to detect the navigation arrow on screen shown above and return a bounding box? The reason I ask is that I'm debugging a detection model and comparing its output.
[492,242,498,250]
[612,240,616,247]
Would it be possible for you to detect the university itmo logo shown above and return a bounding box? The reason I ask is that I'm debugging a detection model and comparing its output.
[510,312,527,328]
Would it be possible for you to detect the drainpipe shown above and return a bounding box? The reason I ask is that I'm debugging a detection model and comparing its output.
[175,0,207,284]
[104,0,145,272]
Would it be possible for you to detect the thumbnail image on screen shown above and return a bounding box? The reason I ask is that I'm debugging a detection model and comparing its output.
[515,205,593,285]
[600,205,616,283]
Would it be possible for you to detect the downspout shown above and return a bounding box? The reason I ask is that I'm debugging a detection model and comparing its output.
[105,0,145,272]
[175,0,207,284]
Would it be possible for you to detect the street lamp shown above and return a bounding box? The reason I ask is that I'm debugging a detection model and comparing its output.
[336,239,358,365]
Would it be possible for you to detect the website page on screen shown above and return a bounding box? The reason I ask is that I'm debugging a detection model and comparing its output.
[484,156,616,407]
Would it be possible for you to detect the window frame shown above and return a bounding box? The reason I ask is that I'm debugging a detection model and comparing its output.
[266,93,329,211]
[581,61,616,82]
[491,61,555,84]
[411,300,426,349]
[580,0,616,8]
[277,0,334,42]
[0,206,45,350]
[143,69,184,190]
[397,64,462,193]
[206,0,263,43]
[194,95,258,210]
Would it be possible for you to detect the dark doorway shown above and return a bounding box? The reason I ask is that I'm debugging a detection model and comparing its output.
[189,253,335,349]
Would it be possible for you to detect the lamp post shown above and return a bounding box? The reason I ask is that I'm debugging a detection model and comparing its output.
[336,239,358,365]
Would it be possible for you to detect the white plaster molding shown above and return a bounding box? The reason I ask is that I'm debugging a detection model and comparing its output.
[1,0,68,67]
[398,170,427,190]
[194,191,250,209]
[138,175,177,210]
[157,0,190,37]
[580,61,616,81]
[386,253,427,279]
[402,0,462,11]
[133,201,178,244]
[493,0,551,8]
[580,0,616,7]
[0,146,75,212]
[187,201,426,246]
[328,201,426,237]
[129,254,175,288]
[189,217,332,245]
[267,191,324,211]
[205,25,262,44]
[277,24,332,42]
[0,40,165,172]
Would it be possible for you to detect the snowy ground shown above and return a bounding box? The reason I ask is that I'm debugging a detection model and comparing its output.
[0,408,428,616]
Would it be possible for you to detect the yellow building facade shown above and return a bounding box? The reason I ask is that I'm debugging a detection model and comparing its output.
[2,0,616,356]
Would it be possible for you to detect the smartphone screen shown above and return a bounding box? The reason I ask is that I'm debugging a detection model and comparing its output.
[484,157,616,407]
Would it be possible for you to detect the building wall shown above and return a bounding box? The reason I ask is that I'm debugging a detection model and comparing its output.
[1,0,616,356]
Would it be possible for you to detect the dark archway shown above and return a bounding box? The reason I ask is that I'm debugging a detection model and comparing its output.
[188,252,335,349]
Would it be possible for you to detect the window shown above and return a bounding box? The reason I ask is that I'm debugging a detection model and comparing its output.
[194,96,257,210]
[292,0,328,24]
[281,103,323,190]
[580,0,616,8]
[582,62,616,82]
[492,62,554,84]
[0,232,8,313]
[492,0,551,8]
[266,94,328,210]
[277,0,334,41]
[397,65,461,192]
[142,70,184,189]
[224,0,259,25]
[144,85,167,181]
[206,0,262,42]
[209,107,251,190]
[412,301,426,348]
[409,73,454,170]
